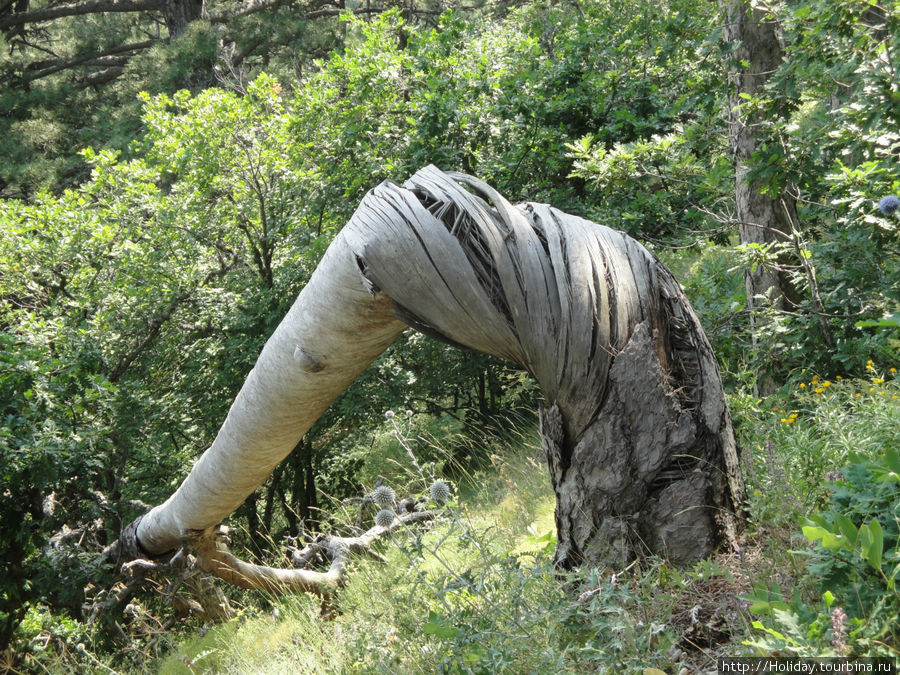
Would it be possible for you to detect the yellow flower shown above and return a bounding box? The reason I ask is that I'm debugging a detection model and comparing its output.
[873,378,884,384]
[870,387,876,392]
[866,364,874,370]
[836,375,842,380]
[855,393,862,398]
[815,388,824,394]
[799,383,806,388]
[786,418,794,424]
[890,367,897,374]
[789,413,798,419]
[892,395,899,400]
[780,418,788,423]
[812,375,820,382]
[823,381,831,387]
[867,359,874,365]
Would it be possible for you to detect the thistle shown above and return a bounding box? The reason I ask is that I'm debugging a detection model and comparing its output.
[429,479,451,504]
[375,509,396,528]
[879,195,899,216]
[371,485,396,507]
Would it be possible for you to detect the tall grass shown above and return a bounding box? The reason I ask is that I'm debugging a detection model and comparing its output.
[137,375,900,671]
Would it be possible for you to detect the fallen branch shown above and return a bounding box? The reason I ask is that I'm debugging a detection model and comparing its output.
[187,509,439,598]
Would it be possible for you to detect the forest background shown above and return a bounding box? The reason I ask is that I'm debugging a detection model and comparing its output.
[0,0,898,671]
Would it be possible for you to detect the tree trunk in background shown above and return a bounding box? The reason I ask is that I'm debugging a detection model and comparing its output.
[164,0,204,36]
[724,0,798,395]
[121,166,744,570]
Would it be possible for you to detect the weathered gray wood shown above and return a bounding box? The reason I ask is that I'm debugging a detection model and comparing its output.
[127,165,744,574]
[351,166,744,565]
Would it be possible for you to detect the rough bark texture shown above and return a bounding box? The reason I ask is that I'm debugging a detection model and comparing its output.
[128,166,744,572]
[348,167,745,566]
[163,0,204,36]
[723,1,799,395]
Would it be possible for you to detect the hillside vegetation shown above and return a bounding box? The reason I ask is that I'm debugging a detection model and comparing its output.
[1,0,898,671]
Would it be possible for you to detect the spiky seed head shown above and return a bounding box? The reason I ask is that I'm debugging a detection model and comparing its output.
[372,485,396,507]
[375,509,396,528]
[429,479,451,504]
[879,195,899,216]
[385,410,395,419]
[405,409,414,418]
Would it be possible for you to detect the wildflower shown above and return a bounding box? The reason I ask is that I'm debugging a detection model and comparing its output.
[878,195,900,216]
[874,378,884,384]
[831,607,849,656]
[372,485,396,507]
[836,375,842,380]
[826,471,845,482]
[789,413,798,419]
[405,409,413,418]
[780,417,788,424]
[891,367,897,374]
[823,381,831,387]
[385,410,395,419]
[375,509,396,528]
[429,479,451,504]
[855,393,862,398]
[870,387,876,392]
[815,388,824,394]
[799,383,806,388]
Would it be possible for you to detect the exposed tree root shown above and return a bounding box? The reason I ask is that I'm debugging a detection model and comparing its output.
[188,509,439,598]
[87,497,441,644]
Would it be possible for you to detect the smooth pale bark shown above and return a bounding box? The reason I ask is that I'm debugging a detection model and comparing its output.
[133,236,406,555]
[126,166,744,571]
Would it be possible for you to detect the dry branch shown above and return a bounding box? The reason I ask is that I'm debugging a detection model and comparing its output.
[0,0,164,30]
[188,509,439,598]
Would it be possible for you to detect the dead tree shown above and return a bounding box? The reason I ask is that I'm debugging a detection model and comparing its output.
[118,166,744,593]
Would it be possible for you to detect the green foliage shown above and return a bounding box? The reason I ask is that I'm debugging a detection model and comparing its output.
[733,372,900,659]
[154,440,697,674]
[725,0,899,380]
[1,0,899,667]
[746,448,900,658]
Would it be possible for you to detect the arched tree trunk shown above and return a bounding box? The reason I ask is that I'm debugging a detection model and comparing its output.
[121,166,744,575]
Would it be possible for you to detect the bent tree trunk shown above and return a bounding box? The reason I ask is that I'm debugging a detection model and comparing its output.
[123,166,744,574]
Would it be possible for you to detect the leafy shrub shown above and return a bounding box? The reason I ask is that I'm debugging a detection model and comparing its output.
[746,449,900,657]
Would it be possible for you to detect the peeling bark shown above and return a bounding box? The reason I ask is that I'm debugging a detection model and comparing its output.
[123,166,744,583]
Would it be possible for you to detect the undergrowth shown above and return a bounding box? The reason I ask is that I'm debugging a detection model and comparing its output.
[15,370,900,673]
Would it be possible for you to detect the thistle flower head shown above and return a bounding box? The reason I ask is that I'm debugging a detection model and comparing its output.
[371,485,396,507]
[375,509,396,528]
[429,479,451,504]
[879,195,899,216]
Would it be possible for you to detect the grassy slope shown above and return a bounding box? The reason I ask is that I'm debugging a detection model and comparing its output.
[153,373,899,674]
